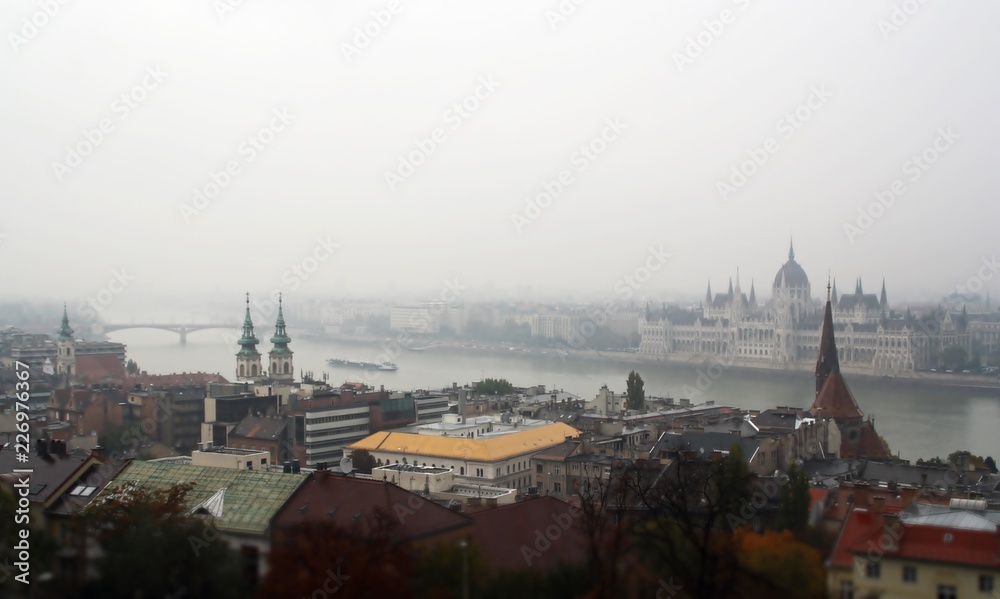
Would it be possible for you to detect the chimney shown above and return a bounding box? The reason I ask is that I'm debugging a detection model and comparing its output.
[872,496,886,515]
[92,446,106,462]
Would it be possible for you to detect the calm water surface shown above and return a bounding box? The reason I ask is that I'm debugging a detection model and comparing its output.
[107,327,1000,462]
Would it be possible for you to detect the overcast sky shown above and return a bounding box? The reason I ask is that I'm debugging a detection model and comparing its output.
[2,0,998,312]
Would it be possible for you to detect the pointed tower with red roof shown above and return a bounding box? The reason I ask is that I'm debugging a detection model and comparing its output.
[811,280,889,459]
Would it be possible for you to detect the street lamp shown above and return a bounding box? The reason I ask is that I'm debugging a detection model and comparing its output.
[458,539,469,599]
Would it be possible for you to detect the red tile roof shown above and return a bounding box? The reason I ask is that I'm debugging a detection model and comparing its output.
[126,372,229,388]
[468,496,589,572]
[272,472,472,542]
[830,506,1000,571]
[887,525,1000,568]
[812,371,863,420]
[75,354,126,385]
[828,508,899,569]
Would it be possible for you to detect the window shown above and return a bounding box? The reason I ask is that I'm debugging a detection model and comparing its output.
[936,585,957,599]
[902,565,916,583]
[865,561,880,579]
[839,580,853,599]
[555,466,561,475]
[69,485,97,497]
[981,575,994,592]
[554,482,561,493]
[536,464,543,474]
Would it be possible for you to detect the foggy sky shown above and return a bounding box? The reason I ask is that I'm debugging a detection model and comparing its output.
[2,0,998,313]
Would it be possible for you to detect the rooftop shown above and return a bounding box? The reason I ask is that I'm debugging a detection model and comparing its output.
[98,460,307,535]
[348,422,581,462]
[272,472,473,541]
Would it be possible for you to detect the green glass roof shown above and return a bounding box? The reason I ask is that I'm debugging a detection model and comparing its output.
[99,461,307,535]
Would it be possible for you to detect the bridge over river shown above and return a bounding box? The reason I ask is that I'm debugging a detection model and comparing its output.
[96,323,238,345]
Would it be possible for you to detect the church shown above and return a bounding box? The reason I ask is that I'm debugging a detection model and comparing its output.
[235,293,294,382]
[638,242,969,374]
[811,283,890,459]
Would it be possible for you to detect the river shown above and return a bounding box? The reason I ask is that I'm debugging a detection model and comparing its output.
[106,327,1000,463]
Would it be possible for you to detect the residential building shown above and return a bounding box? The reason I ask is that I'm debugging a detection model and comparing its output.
[227,415,289,466]
[829,499,1000,599]
[2,309,127,382]
[98,460,308,584]
[369,463,517,506]
[288,386,411,467]
[191,445,271,471]
[467,496,589,573]
[270,470,473,550]
[0,441,120,585]
[390,304,442,334]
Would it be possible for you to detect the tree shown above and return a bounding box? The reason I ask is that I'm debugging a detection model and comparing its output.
[473,378,514,396]
[125,359,140,375]
[986,456,998,474]
[626,370,645,411]
[939,345,968,371]
[260,508,415,599]
[75,483,249,599]
[734,529,826,599]
[776,464,810,532]
[350,449,377,474]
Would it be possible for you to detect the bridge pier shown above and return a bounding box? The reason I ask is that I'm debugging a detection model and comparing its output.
[179,329,187,346]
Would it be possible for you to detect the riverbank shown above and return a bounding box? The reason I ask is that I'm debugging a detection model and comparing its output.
[310,330,1000,394]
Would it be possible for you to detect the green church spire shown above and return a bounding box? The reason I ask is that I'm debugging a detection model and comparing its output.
[237,292,260,357]
[57,303,74,340]
[270,293,292,353]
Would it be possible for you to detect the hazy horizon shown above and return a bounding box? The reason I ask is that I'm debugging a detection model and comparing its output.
[3,1,998,316]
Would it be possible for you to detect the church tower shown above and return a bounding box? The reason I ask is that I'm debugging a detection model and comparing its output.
[815,281,841,397]
[55,304,76,378]
[236,293,262,381]
[268,294,294,382]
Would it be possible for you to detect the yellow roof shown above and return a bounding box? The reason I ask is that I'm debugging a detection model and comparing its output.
[348,422,581,462]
